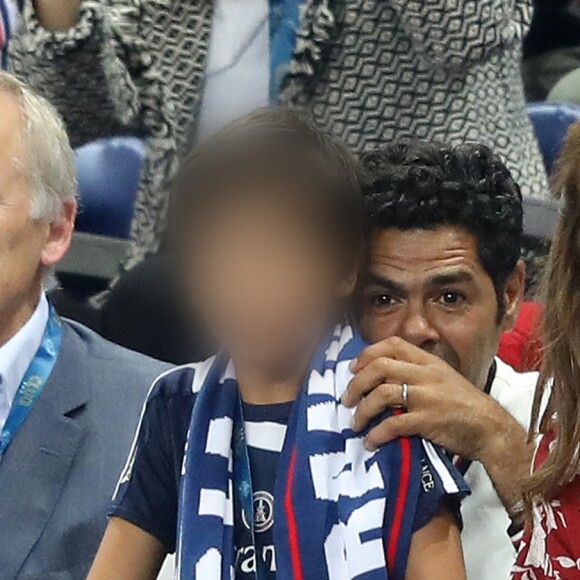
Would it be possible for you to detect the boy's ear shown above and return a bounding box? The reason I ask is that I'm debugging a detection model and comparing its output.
[189,282,202,309]
[190,290,198,307]
[336,269,358,299]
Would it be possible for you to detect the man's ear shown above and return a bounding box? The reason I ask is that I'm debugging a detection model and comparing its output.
[39,200,77,268]
[500,259,526,333]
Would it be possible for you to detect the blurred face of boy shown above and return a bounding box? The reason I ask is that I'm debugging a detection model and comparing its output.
[188,190,356,372]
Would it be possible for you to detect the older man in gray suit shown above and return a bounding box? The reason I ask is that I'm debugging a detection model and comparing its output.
[0,72,168,579]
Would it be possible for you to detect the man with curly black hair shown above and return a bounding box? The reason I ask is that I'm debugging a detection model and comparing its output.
[342,142,539,580]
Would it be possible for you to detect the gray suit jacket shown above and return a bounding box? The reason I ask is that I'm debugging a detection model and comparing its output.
[0,320,170,580]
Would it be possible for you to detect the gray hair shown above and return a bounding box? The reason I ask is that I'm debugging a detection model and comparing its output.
[0,72,77,220]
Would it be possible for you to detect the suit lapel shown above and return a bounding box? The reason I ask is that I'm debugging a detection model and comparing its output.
[0,324,89,578]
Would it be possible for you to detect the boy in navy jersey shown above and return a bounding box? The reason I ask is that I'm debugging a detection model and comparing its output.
[89,109,467,580]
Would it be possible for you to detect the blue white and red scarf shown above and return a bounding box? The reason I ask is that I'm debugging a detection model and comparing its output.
[177,325,424,580]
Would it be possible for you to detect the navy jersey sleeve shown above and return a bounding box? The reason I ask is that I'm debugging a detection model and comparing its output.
[109,367,196,553]
[382,435,469,579]
[412,440,470,532]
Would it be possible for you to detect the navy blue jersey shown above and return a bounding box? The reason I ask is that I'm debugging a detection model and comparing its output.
[111,366,464,578]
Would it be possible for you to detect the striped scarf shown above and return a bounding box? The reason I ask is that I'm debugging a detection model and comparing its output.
[176,325,432,580]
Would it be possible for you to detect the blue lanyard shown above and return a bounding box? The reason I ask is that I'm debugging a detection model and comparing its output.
[233,397,270,580]
[0,304,63,460]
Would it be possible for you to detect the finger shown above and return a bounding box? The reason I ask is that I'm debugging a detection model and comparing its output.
[364,413,424,451]
[351,383,409,433]
[342,357,425,407]
[351,337,436,373]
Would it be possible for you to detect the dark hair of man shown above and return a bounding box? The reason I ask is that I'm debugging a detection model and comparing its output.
[169,107,363,272]
[359,141,523,320]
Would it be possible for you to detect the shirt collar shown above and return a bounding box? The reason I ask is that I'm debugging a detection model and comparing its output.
[0,293,50,411]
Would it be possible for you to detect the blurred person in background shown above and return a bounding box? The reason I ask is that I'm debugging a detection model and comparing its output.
[10,0,549,281]
[343,142,539,580]
[513,124,580,578]
[0,71,168,580]
[523,0,580,103]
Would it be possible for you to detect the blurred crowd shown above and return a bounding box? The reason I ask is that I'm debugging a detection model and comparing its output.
[0,2,580,580]
[523,0,580,102]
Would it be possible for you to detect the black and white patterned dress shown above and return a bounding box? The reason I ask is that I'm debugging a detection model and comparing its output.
[10,0,548,273]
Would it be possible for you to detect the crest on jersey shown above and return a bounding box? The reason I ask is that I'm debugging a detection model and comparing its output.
[242,490,275,534]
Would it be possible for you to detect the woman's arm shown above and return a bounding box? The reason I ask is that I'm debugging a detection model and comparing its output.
[9,0,141,147]
[88,518,166,580]
[33,0,82,31]
[405,508,466,580]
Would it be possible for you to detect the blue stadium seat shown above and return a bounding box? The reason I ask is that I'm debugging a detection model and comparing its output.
[527,102,580,175]
[74,137,145,239]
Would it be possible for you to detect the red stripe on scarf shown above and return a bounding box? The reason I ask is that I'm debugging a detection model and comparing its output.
[386,429,412,575]
[284,447,304,580]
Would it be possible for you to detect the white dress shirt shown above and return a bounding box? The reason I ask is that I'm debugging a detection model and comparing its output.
[196,0,270,140]
[0,293,49,433]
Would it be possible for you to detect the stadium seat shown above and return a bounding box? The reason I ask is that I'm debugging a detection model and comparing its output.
[527,102,580,175]
[523,103,580,240]
[57,137,145,280]
[75,137,145,239]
